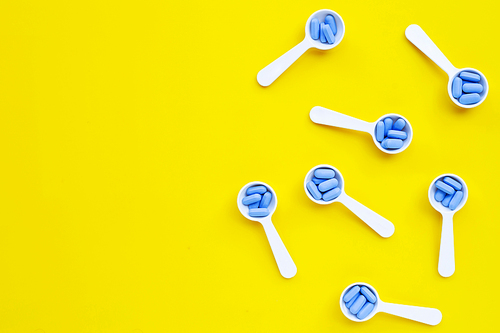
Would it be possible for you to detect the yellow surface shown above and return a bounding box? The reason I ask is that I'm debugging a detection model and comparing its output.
[0,0,499,331]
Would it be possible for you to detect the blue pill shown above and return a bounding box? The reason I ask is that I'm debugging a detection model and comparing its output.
[247,186,267,195]
[381,138,403,149]
[360,286,376,303]
[249,202,260,209]
[387,130,407,140]
[459,93,481,105]
[318,178,338,192]
[312,177,326,185]
[319,23,327,43]
[323,187,341,201]
[249,208,269,217]
[443,177,462,191]
[393,118,406,131]
[346,293,360,309]
[463,83,483,93]
[383,118,393,136]
[452,77,463,99]
[325,15,337,35]
[459,71,481,82]
[307,181,322,200]
[442,193,453,207]
[375,121,384,142]
[357,302,375,320]
[314,168,335,179]
[310,18,320,40]
[343,286,361,303]
[259,192,272,208]
[242,193,261,205]
[322,23,335,44]
[349,295,367,315]
[435,189,446,202]
[436,181,455,195]
[449,191,464,211]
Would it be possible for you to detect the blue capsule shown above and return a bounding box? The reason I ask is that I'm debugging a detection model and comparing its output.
[443,177,462,191]
[383,118,393,136]
[242,194,261,205]
[387,130,407,140]
[393,118,406,131]
[323,187,341,201]
[307,181,322,200]
[375,121,385,142]
[435,189,446,202]
[314,168,335,179]
[463,83,483,93]
[459,71,481,82]
[318,178,339,192]
[310,18,320,40]
[449,191,464,211]
[436,181,455,195]
[343,286,361,303]
[357,302,375,320]
[259,192,272,208]
[459,93,481,105]
[247,186,267,195]
[249,208,270,217]
[325,15,337,35]
[452,77,463,99]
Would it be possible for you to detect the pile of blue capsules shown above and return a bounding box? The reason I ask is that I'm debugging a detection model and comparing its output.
[242,185,273,217]
[452,71,484,105]
[306,167,341,201]
[343,285,377,320]
[310,15,337,44]
[375,117,407,150]
[434,176,464,210]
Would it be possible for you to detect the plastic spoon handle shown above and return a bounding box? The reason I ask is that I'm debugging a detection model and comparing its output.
[257,40,311,87]
[261,218,297,278]
[309,106,373,133]
[378,301,442,326]
[405,24,457,76]
[438,213,455,277]
[338,194,395,238]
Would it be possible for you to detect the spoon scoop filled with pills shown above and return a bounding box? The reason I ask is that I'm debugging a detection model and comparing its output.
[304,165,395,237]
[405,24,488,108]
[310,106,413,154]
[237,181,297,278]
[257,9,345,87]
[340,282,442,325]
[428,174,468,277]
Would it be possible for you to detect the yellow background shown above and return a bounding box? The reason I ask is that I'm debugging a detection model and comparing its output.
[0,0,498,331]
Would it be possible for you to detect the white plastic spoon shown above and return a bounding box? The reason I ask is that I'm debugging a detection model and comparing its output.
[340,282,442,326]
[257,9,345,87]
[237,181,297,278]
[304,165,395,238]
[310,106,413,154]
[428,174,468,278]
[405,24,489,108]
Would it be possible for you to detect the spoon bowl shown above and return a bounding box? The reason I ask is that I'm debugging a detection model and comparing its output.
[237,181,297,278]
[257,9,345,86]
[447,68,489,109]
[304,164,395,237]
[340,282,442,325]
[310,107,413,154]
[237,181,278,221]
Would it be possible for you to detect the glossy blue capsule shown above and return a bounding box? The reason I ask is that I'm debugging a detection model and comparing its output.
[449,191,464,211]
[324,15,337,35]
[375,121,385,142]
[459,71,481,82]
[459,93,481,105]
[259,192,272,208]
[314,168,335,179]
[387,130,407,140]
[306,181,322,200]
[463,83,483,93]
[310,18,320,40]
[452,77,463,99]
[393,118,406,131]
[318,178,339,192]
[443,177,462,191]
